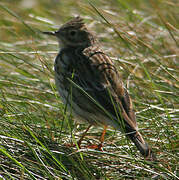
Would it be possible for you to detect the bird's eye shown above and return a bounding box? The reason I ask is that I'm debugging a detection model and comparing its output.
[69,30,77,37]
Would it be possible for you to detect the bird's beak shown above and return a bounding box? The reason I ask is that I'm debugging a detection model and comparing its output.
[43,31,57,36]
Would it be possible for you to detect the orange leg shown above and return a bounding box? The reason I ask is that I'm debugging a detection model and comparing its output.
[87,125,107,151]
[77,124,92,148]
[100,125,107,143]
[98,125,107,150]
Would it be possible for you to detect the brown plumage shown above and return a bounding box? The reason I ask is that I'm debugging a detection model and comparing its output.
[44,16,155,160]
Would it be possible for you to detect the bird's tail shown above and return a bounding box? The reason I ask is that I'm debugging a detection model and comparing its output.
[128,131,155,161]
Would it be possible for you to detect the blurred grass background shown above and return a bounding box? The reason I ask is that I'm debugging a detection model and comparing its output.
[0,0,178,179]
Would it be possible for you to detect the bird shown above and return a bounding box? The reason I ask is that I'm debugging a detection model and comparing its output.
[43,16,155,160]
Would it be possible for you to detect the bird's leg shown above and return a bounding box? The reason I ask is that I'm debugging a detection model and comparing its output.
[77,124,92,148]
[87,125,107,151]
[97,125,107,150]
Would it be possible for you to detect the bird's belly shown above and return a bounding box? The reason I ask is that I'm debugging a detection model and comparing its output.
[54,53,121,128]
[55,72,120,128]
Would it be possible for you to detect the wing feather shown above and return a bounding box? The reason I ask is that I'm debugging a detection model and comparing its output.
[70,46,138,131]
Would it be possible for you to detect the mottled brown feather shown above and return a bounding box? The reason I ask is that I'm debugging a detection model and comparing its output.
[45,17,155,160]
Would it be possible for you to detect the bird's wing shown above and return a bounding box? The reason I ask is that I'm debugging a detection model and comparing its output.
[72,46,138,131]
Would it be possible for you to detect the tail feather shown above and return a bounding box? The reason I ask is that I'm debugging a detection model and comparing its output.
[128,131,155,161]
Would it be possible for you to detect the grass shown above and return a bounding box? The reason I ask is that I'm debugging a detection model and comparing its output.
[0,0,178,179]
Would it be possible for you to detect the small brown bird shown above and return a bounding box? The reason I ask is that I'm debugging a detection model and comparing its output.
[44,16,155,160]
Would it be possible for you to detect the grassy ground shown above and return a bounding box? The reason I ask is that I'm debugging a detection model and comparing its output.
[0,0,178,179]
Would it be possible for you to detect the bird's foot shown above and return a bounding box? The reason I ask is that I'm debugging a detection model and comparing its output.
[86,143,103,151]
[65,142,81,149]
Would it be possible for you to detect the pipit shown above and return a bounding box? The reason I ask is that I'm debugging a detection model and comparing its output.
[44,16,155,160]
